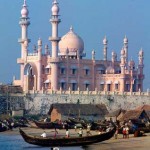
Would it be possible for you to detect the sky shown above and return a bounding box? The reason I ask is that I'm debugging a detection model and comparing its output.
[0,0,150,91]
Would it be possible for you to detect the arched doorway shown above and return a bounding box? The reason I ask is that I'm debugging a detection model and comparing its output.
[24,63,37,91]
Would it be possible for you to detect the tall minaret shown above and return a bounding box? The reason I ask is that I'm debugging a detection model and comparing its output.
[103,36,108,61]
[19,0,30,57]
[120,48,126,74]
[138,48,144,91]
[138,48,144,75]
[18,0,30,88]
[49,0,61,91]
[123,35,128,64]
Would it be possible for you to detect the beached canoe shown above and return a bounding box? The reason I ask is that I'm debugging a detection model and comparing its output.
[19,124,116,147]
[34,120,63,129]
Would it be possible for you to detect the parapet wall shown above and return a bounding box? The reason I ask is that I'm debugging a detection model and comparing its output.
[25,90,150,114]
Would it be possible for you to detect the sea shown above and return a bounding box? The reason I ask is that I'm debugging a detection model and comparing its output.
[0,134,84,150]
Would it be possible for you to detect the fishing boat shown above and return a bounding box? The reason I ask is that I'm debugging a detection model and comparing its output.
[34,120,63,129]
[0,127,7,132]
[19,124,116,147]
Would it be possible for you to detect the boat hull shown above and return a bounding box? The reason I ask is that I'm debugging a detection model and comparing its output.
[34,120,63,129]
[19,125,116,147]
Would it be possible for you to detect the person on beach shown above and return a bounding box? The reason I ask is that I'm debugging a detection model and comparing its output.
[65,129,70,138]
[41,131,46,138]
[78,128,83,137]
[122,126,126,138]
[125,125,129,138]
[114,126,119,139]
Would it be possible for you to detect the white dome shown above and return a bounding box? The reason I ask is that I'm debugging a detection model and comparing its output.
[121,48,125,55]
[106,66,115,74]
[59,27,84,55]
[103,36,108,44]
[112,51,115,56]
[128,60,135,67]
[51,1,59,15]
[38,38,42,46]
[124,36,128,43]
[139,48,144,56]
[21,1,28,17]
[21,7,28,17]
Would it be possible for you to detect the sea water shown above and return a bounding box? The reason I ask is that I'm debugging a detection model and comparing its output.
[0,134,83,150]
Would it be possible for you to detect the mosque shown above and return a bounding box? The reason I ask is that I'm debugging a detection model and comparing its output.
[13,0,144,93]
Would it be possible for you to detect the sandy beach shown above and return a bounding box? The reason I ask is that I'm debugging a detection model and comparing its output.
[1,127,150,150]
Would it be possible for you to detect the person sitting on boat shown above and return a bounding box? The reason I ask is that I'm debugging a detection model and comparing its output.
[98,126,103,134]
[41,131,47,138]
[106,126,111,132]
[65,129,70,138]
[74,125,77,132]
[44,118,47,122]
[54,127,58,138]
[78,128,83,137]
[86,124,92,136]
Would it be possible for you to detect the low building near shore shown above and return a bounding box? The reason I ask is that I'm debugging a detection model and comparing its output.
[135,104,150,121]
[119,109,149,123]
[48,103,108,122]
[105,108,126,122]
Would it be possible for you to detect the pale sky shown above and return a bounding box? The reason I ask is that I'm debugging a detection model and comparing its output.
[0,0,150,90]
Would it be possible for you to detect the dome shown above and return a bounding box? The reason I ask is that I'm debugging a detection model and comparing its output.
[112,51,115,56]
[92,49,95,55]
[103,36,108,45]
[51,0,59,15]
[21,7,28,17]
[37,38,42,46]
[59,27,84,55]
[128,60,135,67]
[106,66,115,74]
[123,35,128,44]
[21,1,28,17]
[139,48,144,56]
[121,48,125,55]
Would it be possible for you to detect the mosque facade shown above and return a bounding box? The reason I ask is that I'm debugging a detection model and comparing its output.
[13,0,144,93]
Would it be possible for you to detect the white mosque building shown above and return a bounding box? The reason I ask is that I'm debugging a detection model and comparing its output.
[13,0,144,93]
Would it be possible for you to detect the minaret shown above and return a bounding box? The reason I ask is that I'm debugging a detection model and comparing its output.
[138,48,144,75]
[103,36,108,61]
[120,48,126,74]
[128,59,135,92]
[112,51,117,63]
[92,49,95,60]
[138,48,144,91]
[49,0,61,91]
[45,44,49,55]
[123,35,128,64]
[120,48,126,92]
[37,38,42,91]
[18,0,30,88]
[19,0,30,57]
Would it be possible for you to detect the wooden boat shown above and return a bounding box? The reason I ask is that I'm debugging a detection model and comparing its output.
[19,124,116,147]
[34,120,63,129]
[0,127,7,132]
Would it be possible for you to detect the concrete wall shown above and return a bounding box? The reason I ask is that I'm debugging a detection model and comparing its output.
[12,110,23,117]
[24,91,150,114]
